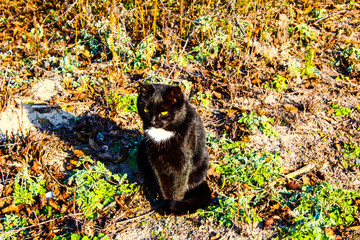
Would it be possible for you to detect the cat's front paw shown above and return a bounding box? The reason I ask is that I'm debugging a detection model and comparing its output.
[155,199,172,214]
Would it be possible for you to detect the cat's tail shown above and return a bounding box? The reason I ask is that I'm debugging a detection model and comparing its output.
[158,181,211,214]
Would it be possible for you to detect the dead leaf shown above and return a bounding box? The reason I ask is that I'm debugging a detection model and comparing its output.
[73,149,85,157]
[242,183,253,190]
[89,138,99,150]
[31,161,41,174]
[286,181,301,191]
[40,193,47,208]
[284,104,298,112]
[48,198,60,210]
[302,176,311,185]
[71,92,87,101]
[2,203,19,213]
[69,159,78,165]
[316,170,325,180]
[347,226,360,231]
[210,232,221,240]
[264,217,275,227]
[207,164,220,178]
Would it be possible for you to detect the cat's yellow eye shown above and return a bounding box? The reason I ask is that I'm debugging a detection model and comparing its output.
[160,111,168,116]
[144,108,149,113]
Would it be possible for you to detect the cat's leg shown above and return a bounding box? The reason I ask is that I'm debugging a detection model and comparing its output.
[157,173,172,199]
[171,171,190,200]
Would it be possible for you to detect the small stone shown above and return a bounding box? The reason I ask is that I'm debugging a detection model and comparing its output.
[96,132,105,142]
[355,159,360,165]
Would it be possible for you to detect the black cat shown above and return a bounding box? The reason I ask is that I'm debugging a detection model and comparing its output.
[136,82,211,214]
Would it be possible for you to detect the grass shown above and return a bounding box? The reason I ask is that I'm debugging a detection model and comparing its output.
[69,156,137,219]
[202,135,360,239]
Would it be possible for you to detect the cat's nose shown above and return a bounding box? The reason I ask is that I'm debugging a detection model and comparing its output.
[151,117,160,127]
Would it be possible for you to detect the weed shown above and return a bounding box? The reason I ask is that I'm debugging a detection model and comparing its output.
[201,136,282,226]
[191,91,211,108]
[150,229,169,240]
[215,151,283,188]
[302,47,316,78]
[53,233,109,240]
[107,92,137,113]
[199,195,261,227]
[0,214,28,239]
[330,103,352,116]
[69,156,137,218]
[265,75,288,91]
[12,168,47,205]
[343,143,360,167]
[277,182,360,239]
[288,23,317,45]
[238,111,279,137]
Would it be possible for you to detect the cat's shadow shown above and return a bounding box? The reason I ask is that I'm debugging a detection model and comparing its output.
[26,103,142,184]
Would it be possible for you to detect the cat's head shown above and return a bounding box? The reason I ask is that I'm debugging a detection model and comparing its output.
[137,83,186,131]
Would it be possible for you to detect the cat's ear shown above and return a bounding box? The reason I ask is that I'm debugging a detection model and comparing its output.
[137,82,154,94]
[165,86,183,104]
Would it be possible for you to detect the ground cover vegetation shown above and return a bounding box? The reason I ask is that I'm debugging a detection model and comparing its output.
[0,0,359,239]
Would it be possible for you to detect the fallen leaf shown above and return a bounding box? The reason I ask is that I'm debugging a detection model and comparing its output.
[347,226,360,231]
[31,161,41,174]
[89,138,99,150]
[264,217,275,227]
[316,170,325,180]
[48,198,60,210]
[286,181,301,190]
[210,232,221,240]
[242,183,254,190]
[284,104,298,112]
[302,176,311,185]
[2,203,19,213]
[73,149,85,157]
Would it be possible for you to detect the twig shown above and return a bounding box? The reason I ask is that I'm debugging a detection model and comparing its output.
[285,164,315,179]
[0,213,82,236]
[115,209,155,225]
[31,101,94,109]
[269,163,315,187]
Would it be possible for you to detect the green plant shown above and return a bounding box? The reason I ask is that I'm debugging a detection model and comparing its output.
[277,182,360,239]
[0,214,28,239]
[265,75,288,91]
[215,151,283,187]
[302,47,316,77]
[191,91,211,107]
[150,229,169,240]
[330,103,352,116]
[288,23,317,45]
[238,111,279,137]
[107,92,137,113]
[200,136,282,227]
[199,195,261,227]
[12,169,47,205]
[54,233,109,240]
[69,156,137,218]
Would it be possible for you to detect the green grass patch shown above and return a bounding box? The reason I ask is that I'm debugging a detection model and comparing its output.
[68,156,137,219]
[238,111,279,137]
[12,169,47,205]
[277,182,359,239]
[107,92,138,113]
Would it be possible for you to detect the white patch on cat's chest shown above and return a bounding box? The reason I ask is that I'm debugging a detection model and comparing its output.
[145,127,175,142]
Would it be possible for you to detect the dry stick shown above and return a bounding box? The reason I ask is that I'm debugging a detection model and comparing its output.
[269,163,316,187]
[0,213,82,236]
[115,209,155,226]
[166,24,201,79]
[31,101,94,109]
[285,163,315,179]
